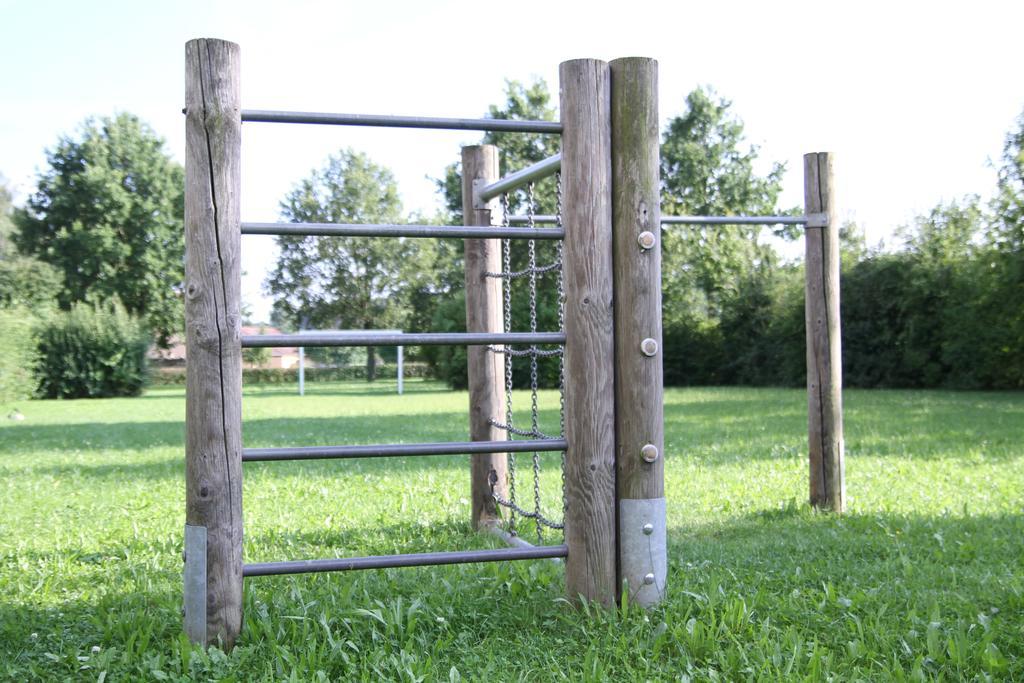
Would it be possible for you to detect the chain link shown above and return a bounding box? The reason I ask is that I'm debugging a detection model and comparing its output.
[556,172,567,512]
[499,192,516,535]
[526,183,545,543]
[487,178,567,539]
[487,345,563,358]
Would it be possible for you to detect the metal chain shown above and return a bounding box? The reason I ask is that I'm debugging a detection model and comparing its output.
[500,192,516,535]
[488,179,567,538]
[490,491,565,530]
[556,172,567,512]
[487,345,562,358]
[527,183,544,544]
[488,419,555,440]
[484,261,562,280]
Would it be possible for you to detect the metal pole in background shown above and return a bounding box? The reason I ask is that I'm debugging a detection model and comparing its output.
[397,345,404,395]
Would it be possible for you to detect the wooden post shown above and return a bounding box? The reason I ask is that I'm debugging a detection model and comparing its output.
[610,58,666,606]
[803,152,845,511]
[462,145,508,530]
[184,38,243,648]
[560,59,617,607]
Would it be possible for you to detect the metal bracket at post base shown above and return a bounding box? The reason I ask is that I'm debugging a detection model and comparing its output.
[183,524,207,644]
[619,498,667,607]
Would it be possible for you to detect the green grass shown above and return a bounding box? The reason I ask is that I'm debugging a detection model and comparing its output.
[1,381,1022,681]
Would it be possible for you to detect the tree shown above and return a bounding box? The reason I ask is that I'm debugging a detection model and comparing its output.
[0,176,61,310]
[14,113,184,345]
[266,149,431,380]
[431,80,562,387]
[659,87,789,384]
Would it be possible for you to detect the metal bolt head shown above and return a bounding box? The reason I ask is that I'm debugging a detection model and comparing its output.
[642,522,654,536]
[643,573,656,586]
[640,443,659,463]
[637,231,657,250]
[640,338,658,356]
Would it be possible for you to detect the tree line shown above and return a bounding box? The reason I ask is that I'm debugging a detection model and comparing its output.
[1,87,1022,401]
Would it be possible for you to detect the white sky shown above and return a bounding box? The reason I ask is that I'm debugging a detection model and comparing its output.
[1,0,1021,321]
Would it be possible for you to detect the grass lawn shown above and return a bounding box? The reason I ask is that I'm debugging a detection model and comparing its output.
[1,380,1022,681]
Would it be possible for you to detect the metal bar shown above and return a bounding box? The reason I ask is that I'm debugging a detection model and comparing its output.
[243,438,568,462]
[475,154,562,205]
[661,215,809,226]
[243,545,570,576]
[241,109,562,134]
[241,222,564,240]
[242,332,565,348]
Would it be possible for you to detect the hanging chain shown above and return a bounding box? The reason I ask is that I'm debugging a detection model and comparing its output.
[500,192,516,535]
[527,182,544,543]
[486,177,567,538]
[556,172,567,513]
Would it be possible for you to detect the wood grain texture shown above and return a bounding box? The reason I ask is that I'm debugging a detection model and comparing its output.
[461,145,508,530]
[610,57,664,503]
[560,58,617,607]
[610,58,666,606]
[803,152,845,512]
[184,38,243,648]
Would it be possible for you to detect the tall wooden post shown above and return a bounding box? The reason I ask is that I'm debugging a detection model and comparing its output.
[184,38,243,648]
[560,59,617,607]
[803,152,845,511]
[462,145,508,530]
[610,58,666,606]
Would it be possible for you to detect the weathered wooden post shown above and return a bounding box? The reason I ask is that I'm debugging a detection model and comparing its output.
[803,152,845,511]
[183,38,244,648]
[462,145,509,530]
[610,57,666,606]
[560,59,617,607]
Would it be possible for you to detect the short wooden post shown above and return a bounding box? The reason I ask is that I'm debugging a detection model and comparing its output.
[560,59,617,607]
[610,57,666,606]
[803,152,845,511]
[461,145,508,530]
[183,38,243,648]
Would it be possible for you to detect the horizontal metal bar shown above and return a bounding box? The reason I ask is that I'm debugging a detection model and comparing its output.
[241,109,562,134]
[243,438,567,462]
[512,213,829,228]
[508,215,559,225]
[661,215,809,226]
[486,527,563,565]
[241,332,565,348]
[475,154,562,205]
[243,545,569,576]
[241,222,564,240]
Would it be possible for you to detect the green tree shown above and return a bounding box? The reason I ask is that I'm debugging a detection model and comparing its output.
[266,149,431,380]
[431,80,562,387]
[14,114,184,345]
[981,109,1024,386]
[659,87,789,384]
[0,176,61,310]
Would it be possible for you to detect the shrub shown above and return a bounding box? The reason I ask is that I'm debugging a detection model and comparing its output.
[35,302,150,398]
[0,307,39,406]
